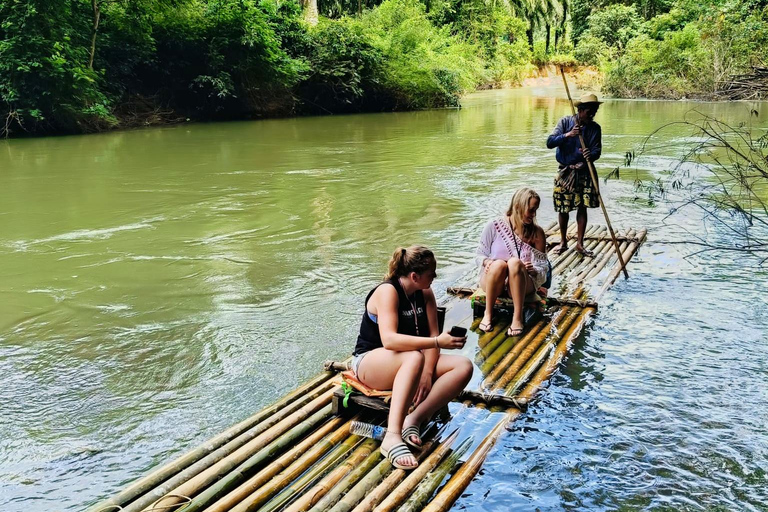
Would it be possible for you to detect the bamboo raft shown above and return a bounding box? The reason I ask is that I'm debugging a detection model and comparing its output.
[86,222,647,512]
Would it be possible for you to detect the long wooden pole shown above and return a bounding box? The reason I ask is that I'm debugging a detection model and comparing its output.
[559,66,629,280]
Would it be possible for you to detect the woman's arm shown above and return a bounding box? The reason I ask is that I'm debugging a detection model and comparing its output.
[422,288,440,374]
[372,284,438,352]
[475,220,496,268]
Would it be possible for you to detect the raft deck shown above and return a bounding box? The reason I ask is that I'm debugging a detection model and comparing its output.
[86,222,647,512]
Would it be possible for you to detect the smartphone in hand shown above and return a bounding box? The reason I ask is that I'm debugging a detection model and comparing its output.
[448,326,467,338]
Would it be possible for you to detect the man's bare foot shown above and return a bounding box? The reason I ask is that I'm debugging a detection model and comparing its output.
[551,243,567,256]
[574,244,594,257]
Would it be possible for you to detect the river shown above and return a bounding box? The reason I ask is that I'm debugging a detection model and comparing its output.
[1,87,767,511]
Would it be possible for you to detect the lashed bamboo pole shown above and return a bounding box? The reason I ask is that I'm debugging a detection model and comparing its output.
[568,232,618,283]
[567,227,609,275]
[489,310,571,391]
[516,306,596,402]
[203,416,350,512]
[352,429,459,512]
[498,301,585,393]
[329,430,444,512]
[85,371,335,512]
[581,229,635,282]
[475,328,510,362]
[553,226,602,273]
[144,388,335,512]
[479,336,518,374]
[481,316,553,389]
[282,438,380,512]
[420,413,514,512]
[476,320,507,348]
[308,447,384,512]
[550,225,599,267]
[253,435,365,512]
[504,340,556,396]
[178,407,340,512]
[371,433,463,512]
[395,437,474,512]
[559,66,629,280]
[595,229,647,301]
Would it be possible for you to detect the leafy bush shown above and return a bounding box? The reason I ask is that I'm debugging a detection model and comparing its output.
[357,0,484,108]
[0,0,115,136]
[296,19,382,113]
[583,4,643,51]
[574,34,610,65]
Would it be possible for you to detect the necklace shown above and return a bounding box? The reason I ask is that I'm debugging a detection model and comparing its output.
[399,277,420,336]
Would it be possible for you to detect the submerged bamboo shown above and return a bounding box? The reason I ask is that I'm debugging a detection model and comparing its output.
[396,437,474,512]
[583,229,634,282]
[308,446,383,512]
[352,429,459,512]
[85,371,334,512]
[228,420,360,512]
[144,388,335,512]
[252,435,364,512]
[178,406,338,512]
[420,412,515,512]
[282,438,380,512]
[203,416,348,512]
[596,229,647,300]
[481,318,549,388]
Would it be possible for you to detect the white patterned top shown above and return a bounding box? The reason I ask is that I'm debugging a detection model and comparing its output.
[475,217,549,289]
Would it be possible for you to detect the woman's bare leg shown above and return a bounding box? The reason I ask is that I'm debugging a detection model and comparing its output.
[357,348,424,468]
[479,259,509,330]
[404,354,473,429]
[507,258,535,332]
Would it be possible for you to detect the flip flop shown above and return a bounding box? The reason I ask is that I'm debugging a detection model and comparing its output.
[402,425,422,449]
[381,442,418,470]
[507,325,524,337]
[478,320,492,333]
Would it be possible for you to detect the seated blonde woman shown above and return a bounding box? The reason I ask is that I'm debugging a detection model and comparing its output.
[476,188,548,336]
[351,246,472,470]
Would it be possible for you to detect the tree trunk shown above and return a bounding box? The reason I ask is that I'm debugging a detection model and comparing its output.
[554,27,560,51]
[527,26,534,51]
[89,0,100,69]
[545,24,551,54]
[303,0,319,25]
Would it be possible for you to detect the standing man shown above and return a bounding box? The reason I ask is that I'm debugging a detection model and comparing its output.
[546,93,603,256]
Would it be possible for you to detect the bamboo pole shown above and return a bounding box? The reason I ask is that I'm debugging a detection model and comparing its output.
[177,407,339,512]
[568,231,618,283]
[482,315,553,389]
[503,340,556,396]
[143,388,335,512]
[420,413,514,512]
[395,437,474,512]
[354,430,460,512]
[476,320,507,348]
[85,371,335,512]
[308,446,384,512]
[203,416,349,512]
[496,300,584,393]
[488,311,568,391]
[328,430,444,512]
[252,435,365,512]
[595,229,647,301]
[479,336,518,374]
[475,328,510,363]
[282,438,380,512]
[559,66,629,280]
[581,229,635,283]
[516,306,596,402]
[550,224,597,267]
[553,226,601,273]
[372,434,466,512]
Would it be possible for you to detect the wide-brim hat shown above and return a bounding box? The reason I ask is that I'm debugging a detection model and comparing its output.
[574,93,603,107]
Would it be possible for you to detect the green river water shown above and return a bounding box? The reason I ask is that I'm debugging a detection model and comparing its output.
[1,87,767,511]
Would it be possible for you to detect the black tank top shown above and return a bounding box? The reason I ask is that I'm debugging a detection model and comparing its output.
[353,278,428,355]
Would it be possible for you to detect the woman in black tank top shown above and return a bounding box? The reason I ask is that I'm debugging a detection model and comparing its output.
[352,246,473,470]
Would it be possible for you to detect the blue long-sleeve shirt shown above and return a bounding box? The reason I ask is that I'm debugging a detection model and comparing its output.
[546,115,602,166]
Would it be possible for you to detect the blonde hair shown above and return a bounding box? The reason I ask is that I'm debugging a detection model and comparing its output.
[505,187,541,240]
[385,245,435,280]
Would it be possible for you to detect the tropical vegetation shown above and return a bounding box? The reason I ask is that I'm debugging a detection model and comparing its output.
[1,0,766,136]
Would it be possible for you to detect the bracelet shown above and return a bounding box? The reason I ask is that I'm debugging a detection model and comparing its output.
[434,336,439,348]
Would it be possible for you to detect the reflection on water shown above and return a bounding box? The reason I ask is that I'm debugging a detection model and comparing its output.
[1,89,767,511]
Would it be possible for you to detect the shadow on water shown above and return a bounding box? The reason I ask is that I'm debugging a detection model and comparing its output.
[1,88,767,511]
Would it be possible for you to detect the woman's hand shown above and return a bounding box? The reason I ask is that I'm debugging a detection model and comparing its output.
[524,261,536,275]
[413,372,433,406]
[483,258,493,273]
[436,331,466,350]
